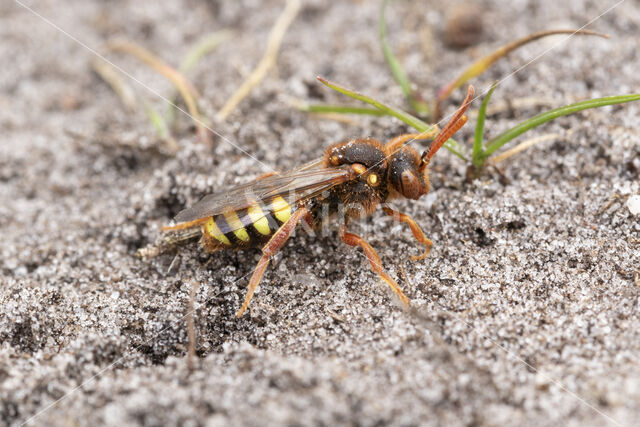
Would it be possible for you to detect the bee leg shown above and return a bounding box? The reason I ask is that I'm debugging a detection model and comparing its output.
[255,171,279,180]
[381,206,433,261]
[385,130,439,154]
[236,206,310,317]
[303,210,315,228]
[339,225,410,307]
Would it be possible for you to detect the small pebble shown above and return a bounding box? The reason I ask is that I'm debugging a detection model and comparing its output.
[627,195,640,215]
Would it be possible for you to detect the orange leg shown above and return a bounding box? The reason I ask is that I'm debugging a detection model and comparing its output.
[255,171,279,181]
[382,206,433,261]
[385,129,439,155]
[237,206,309,317]
[339,225,410,307]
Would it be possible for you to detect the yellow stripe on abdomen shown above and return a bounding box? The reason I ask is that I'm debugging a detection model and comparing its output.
[223,211,250,242]
[204,217,231,245]
[271,196,291,223]
[247,204,271,235]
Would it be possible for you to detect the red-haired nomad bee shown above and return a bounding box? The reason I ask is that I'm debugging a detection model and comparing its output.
[140,86,474,317]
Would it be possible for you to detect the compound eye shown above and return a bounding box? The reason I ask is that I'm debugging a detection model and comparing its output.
[330,155,341,166]
[367,173,379,186]
[400,171,425,199]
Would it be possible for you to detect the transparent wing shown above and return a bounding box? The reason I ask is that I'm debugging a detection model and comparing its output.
[171,159,351,226]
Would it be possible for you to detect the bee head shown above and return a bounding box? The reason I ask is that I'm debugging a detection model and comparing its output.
[385,85,476,200]
[386,147,429,200]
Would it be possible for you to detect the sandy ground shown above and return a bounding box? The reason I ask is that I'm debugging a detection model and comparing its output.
[1,0,639,426]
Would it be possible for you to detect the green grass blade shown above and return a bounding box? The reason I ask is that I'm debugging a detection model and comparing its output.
[300,104,387,116]
[317,76,466,160]
[143,101,170,139]
[142,100,179,151]
[317,77,430,130]
[442,139,467,161]
[472,82,497,167]
[379,0,411,99]
[180,31,232,73]
[482,94,640,159]
[379,0,430,117]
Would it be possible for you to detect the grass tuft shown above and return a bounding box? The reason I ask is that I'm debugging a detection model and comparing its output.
[106,40,211,145]
[469,91,640,172]
[482,93,640,160]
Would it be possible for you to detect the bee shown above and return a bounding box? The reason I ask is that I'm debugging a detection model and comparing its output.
[141,86,474,317]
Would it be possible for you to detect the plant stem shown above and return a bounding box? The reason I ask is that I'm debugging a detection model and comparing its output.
[472,82,498,168]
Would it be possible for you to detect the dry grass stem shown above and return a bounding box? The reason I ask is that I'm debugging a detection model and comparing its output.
[91,58,137,111]
[491,132,561,164]
[217,0,301,121]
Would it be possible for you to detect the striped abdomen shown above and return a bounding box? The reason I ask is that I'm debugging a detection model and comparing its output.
[201,196,294,250]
